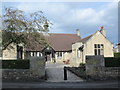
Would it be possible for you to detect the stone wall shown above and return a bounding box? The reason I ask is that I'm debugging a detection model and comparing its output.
[2,57,46,82]
[86,55,104,76]
[93,67,119,80]
[86,55,119,80]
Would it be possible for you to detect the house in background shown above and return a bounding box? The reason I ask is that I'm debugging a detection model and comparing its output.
[114,43,120,52]
[1,34,44,60]
[71,26,114,67]
[44,30,81,62]
[1,30,81,60]
[1,43,24,60]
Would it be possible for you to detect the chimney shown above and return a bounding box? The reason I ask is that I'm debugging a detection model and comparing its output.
[100,26,106,37]
[76,29,80,37]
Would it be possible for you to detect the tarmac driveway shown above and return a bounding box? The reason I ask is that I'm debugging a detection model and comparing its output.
[45,61,84,82]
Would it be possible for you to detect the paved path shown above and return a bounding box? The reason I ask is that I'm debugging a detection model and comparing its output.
[45,61,83,82]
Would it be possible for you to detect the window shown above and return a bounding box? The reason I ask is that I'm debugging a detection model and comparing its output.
[94,44,104,55]
[37,52,39,57]
[60,52,62,57]
[30,52,37,57]
[57,52,62,57]
[40,53,43,57]
[30,52,33,56]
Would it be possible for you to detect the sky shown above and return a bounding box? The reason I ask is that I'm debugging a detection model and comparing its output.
[1,1,118,46]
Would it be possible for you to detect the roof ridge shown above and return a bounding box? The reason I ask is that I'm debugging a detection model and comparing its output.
[81,34,93,40]
[78,34,93,43]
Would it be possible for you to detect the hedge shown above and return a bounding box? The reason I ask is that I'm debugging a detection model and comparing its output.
[105,57,120,67]
[1,59,30,69]
[114,52,120,58]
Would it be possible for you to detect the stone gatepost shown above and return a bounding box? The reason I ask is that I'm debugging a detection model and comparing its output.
[85,55,105,79]
[29,57,46,78]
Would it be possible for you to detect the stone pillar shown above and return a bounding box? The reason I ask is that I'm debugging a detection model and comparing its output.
[30,57,46,77]
[86,55,105,77]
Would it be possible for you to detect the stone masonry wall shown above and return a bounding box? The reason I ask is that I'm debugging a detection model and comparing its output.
[86,55,119,80]
[2,57,46,82]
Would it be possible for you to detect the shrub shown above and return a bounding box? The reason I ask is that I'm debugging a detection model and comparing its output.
[79,63,85,67]
[114,52,120,58]
[2,59,30,69]
[105,57,120,67]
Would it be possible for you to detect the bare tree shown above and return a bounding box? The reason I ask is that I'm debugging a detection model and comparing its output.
[2,7,52,50]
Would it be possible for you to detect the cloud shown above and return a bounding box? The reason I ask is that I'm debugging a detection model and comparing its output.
[3,2,118,44]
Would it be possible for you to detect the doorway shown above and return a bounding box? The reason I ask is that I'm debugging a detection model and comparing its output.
[17,45,23,59]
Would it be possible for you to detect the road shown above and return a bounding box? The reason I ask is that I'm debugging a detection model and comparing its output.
[2,81,119,89]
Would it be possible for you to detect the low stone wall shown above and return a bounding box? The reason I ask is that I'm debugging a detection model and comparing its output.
[86,66,119,80]
[86,55,119,80]
[2,57,46,82]
[96,67,119,78]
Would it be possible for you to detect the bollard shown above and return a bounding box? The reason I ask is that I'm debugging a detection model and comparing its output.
[64,66,67,80]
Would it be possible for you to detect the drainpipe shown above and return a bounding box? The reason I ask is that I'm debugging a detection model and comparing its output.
[79,44,84,64]
[82,50,84,63]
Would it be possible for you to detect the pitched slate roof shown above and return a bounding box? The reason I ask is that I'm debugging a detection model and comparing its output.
[24,33,47,51]
[25,37,46,51]
[45,33,81,51]
[79,34,93,43]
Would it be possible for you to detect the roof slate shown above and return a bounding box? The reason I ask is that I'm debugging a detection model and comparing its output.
[78,34,93,43]
[45,33,81,51]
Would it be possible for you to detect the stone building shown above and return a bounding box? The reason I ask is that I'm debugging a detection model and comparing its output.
[114,43,120,52]
[1,30,81,61]
[71,26,114,67]
[44,32,81,62]
[1,33,45,60]
[0,26,114,67]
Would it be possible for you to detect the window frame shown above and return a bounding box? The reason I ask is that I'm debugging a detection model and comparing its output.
[94,44,104,55]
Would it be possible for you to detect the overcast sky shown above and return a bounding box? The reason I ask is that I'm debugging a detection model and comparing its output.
[2,1,118,45]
